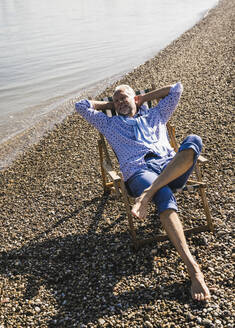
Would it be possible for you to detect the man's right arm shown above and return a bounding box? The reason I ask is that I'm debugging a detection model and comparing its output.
[75,99,111,134]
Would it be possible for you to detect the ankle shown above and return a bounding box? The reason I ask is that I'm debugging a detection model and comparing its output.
[188,263,203,277]
[141,191,152,204]
[142,186,157,202]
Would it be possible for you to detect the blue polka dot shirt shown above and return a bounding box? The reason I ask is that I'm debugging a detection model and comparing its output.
[75,82,183,181]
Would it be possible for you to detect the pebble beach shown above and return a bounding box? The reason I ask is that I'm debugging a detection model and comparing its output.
[0,0,234,327]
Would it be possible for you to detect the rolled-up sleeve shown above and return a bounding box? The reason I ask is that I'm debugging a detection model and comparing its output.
[149,82,183,124]
[75,99,109,134]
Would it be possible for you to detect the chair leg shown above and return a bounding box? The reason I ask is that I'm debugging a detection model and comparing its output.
[119,179,138,248]
[199,187,214,232]
[98,140,108,193]
[194,164,214,232]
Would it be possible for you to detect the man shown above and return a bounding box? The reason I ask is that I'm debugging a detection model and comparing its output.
[75,82,211,301]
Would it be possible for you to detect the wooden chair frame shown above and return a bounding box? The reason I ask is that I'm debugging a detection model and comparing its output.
[98,90,214,249]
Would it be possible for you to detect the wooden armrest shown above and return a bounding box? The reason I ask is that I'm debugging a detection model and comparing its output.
[102,162,121,181]
[187,179,207,186]
[198,155,208,163]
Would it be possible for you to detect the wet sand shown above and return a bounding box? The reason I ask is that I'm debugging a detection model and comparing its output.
[0,0,234,327]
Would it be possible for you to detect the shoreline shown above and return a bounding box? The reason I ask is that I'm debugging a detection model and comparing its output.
[0,0,218,153]
[0,0,220,171]
[0,0,234,327]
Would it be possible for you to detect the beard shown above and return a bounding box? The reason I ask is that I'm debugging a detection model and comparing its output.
[118,104,133,116]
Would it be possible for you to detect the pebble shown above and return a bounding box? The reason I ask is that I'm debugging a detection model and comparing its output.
[196,317,202,324]
[187,313,195,321]
[202,319,213,327]
[145,321,153,328]
[151,249,158,255]
[98,318,106,326]
[215,319,222,325]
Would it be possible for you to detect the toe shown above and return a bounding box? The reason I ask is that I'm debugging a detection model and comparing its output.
[191,288,197,300]
[131,209,137,217]
[195,293,200,301]
[204,291,211,301]
[200,293,204,301]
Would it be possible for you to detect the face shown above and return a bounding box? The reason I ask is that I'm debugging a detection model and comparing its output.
[113,89,137,117]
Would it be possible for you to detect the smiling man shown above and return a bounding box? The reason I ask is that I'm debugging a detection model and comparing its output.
[75,82,211,301]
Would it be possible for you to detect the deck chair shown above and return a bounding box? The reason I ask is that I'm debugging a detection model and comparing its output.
[98,88,214,249]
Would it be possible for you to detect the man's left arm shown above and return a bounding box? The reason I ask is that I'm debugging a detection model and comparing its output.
[149,82,183,123]
[136,85,172,107]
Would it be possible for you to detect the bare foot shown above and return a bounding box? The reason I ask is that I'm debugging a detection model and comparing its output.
[191,272,211,301]
[131,195,149,219]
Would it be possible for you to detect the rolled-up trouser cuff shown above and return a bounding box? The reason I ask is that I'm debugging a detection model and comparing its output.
[157,200,178,214]
[178,134,202,161]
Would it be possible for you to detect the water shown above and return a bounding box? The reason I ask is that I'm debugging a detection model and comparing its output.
[0,0,218,163]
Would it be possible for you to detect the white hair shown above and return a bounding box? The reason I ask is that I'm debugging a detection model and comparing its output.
[114,84,135,98]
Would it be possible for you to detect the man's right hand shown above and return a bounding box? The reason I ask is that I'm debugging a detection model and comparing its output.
[90,100,114,111]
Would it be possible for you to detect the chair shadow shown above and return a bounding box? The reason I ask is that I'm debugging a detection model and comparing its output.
[0,194,196,327]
